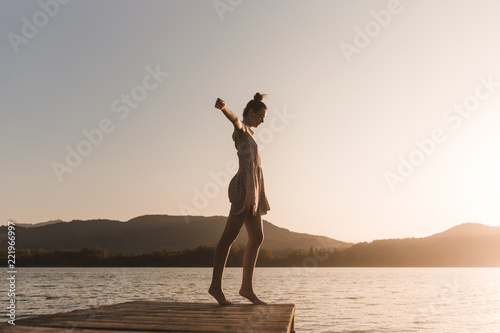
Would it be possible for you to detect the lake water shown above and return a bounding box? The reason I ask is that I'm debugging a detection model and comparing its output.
[13,267,500,332]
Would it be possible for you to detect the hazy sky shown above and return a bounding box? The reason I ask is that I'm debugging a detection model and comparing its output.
[2,0,500,243]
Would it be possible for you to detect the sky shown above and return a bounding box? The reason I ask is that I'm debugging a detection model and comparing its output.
[1,0,500,243]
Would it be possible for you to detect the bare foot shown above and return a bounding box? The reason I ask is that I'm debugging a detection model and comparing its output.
[209,286,234,306]
[239,288,267,305]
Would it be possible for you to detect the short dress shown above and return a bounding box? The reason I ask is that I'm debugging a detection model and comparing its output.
[228,122,270,216]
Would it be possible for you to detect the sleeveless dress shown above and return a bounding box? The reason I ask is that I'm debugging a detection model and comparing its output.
[228,122,270,216]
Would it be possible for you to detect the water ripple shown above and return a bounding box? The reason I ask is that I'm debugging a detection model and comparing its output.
[14,267,500,332]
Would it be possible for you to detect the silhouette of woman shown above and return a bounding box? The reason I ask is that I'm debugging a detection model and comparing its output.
[209,93,270,305]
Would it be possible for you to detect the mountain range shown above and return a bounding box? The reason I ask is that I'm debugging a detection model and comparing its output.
[10,215,351,254]
[5,216,500,266]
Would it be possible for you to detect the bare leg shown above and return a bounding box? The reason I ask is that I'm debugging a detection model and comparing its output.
[209,208,248,305]
[239,210,267,305]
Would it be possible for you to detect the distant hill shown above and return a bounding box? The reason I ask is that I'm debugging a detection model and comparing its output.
[17,220,65,228]
[9,215,351,254]
[429,222,500,238]
[325,223,500,267]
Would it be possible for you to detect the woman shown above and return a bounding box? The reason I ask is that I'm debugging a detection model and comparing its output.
[208,93,270,305]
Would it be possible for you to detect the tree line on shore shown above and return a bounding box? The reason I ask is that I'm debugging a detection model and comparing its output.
[3,234,500,267]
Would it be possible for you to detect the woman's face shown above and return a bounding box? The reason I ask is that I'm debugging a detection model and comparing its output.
[250,108,267,127]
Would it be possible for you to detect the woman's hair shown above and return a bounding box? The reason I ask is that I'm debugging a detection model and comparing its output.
[243,92,267,118]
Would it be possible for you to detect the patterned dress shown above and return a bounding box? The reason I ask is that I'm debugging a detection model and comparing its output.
[228,122,270,216]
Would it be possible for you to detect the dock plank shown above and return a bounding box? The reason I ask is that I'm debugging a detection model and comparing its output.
[7,301,295,333]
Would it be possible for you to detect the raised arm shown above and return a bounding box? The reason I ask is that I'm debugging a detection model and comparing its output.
[215,98,243,130]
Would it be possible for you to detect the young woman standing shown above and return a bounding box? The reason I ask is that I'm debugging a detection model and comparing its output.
[208,93,270,305]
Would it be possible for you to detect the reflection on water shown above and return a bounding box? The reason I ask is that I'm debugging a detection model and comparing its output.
[16,267,500,332]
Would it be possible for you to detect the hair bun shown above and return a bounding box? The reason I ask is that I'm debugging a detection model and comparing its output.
[254,92,266,102]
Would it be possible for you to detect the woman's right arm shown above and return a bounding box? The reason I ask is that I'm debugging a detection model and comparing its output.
[215,98,243,130]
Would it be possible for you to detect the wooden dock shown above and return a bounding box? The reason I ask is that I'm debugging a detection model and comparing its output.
[4,301,295,333]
